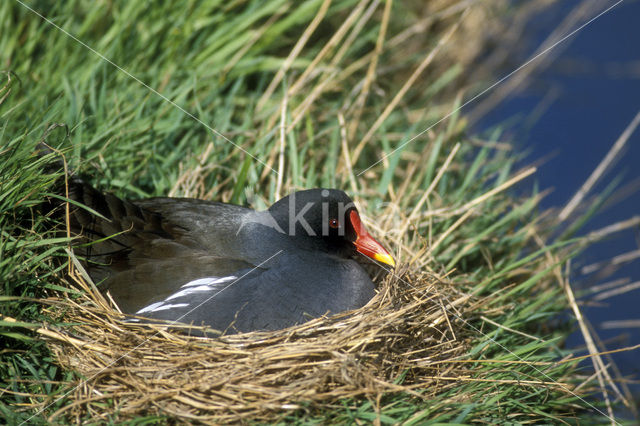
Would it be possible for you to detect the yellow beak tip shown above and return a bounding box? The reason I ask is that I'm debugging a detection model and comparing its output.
[373,252,396,268]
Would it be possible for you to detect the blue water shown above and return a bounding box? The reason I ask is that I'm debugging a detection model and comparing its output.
[473,0,640,415]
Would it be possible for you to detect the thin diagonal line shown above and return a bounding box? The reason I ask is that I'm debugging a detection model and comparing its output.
[156,250,283,327]
[14,0,278,175]
[361,254,620,425]
[20,250,283,425]
[357,0,624,176]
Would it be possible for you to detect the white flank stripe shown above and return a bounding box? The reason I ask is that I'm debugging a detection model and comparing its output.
[180,276,238,288]
[151,303,190,312]
[136,302,164,314]
[166,285,213,301]
[137,276,240,315]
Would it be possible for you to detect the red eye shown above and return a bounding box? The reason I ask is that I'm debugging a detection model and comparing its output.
[329,218,339,229]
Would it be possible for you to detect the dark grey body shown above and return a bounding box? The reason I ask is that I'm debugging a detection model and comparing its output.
[64,179,377,333]
[142,252,374,333]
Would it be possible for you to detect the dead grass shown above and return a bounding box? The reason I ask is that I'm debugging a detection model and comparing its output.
[35,265,481,423]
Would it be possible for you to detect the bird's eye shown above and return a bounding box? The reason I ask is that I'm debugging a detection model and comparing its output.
[329,218,339,229]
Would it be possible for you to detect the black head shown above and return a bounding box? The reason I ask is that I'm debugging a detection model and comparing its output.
[266,189,395,266]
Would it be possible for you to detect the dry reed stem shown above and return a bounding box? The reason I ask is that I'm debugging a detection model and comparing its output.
[289,0,372,98]
[586,320,639,419]
[399,142,460,237]
[275,92,289,199]
[259,0,372,143]
[351,9,468,163]
[338,112,359,194]
[592,280,640,302]
[533,234,620,425]
[582,249,640,276]
[168,142,216,198]
[346,0,390,140]
[256,0,332,112]
[584,215,640,243]
[420,166,536,220]
[560,109,640,221]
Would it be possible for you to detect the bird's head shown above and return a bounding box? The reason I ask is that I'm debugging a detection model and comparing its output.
[266,189,395,267]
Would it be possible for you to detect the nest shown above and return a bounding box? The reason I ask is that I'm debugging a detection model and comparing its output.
[37,261,480,423]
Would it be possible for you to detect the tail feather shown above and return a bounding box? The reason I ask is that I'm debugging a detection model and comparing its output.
[38,144,170,282]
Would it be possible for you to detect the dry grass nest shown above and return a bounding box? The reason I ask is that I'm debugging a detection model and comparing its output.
[36,256,487,423]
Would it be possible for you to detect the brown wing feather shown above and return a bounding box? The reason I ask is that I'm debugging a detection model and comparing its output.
[66,177,253,312]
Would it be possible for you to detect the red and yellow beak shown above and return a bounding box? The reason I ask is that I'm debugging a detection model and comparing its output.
[349,210,395,268]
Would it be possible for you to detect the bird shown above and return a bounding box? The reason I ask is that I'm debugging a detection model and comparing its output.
[47,159,395,334]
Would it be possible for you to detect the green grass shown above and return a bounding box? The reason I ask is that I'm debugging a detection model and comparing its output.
[0,0,626,423]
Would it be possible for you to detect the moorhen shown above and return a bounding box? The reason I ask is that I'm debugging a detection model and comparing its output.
[57,171,395,333]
